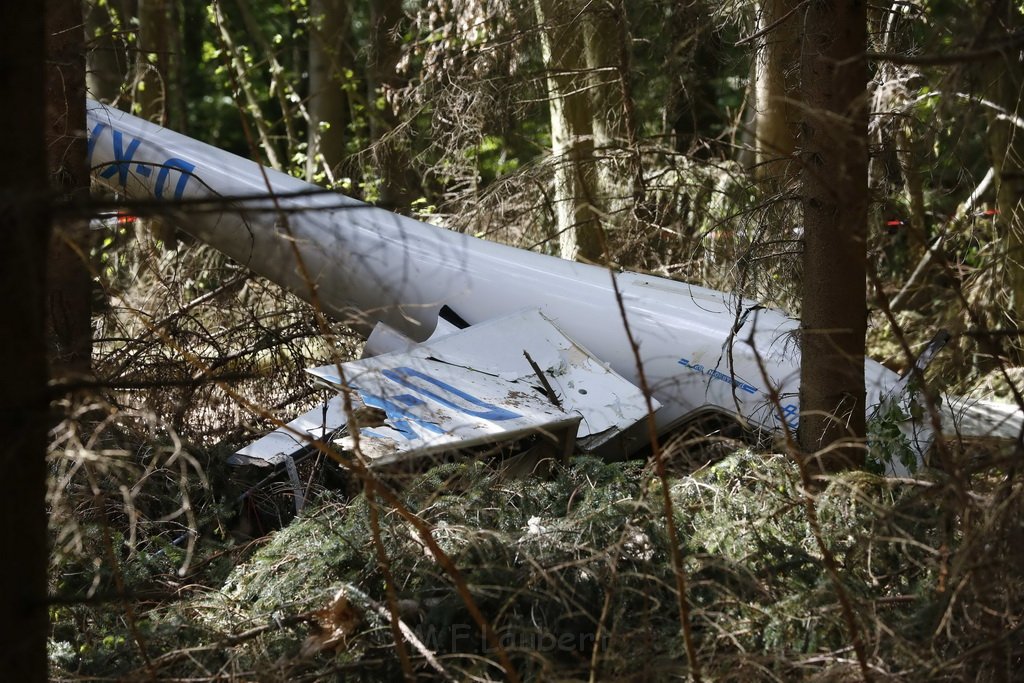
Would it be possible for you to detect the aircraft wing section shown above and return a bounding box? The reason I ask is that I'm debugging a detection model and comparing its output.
[232,309,656,467]
[230,396,347,467]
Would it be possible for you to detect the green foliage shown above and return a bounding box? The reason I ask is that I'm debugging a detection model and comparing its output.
[867,396,918,475]
[52,448,1024,680]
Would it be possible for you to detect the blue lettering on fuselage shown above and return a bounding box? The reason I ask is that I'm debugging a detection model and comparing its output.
[86,122,106,165]
[97,129,142,186]
[86,122,196,200]
[781,403,799,430]
[155,158,196,199]
[678,357,758,395]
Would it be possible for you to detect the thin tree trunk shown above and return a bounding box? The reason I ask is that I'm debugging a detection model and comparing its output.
[534,0,602,262]
[583,0,645,220]
[165,0,187,132]
[798,0,869,468]
[85,0,129,103]
[895,123,928,265]
[369,0,413,210]
[46,0,93,376]
[135,0,182,244]
[308,0,352,183]
[985,4,1024,350]
[213,2,283,170]
[179,1,207,130]
[0,4,50,681]
[135,0,169,123]
[582,1,620,219]
[754,0,801,182]
[234,0,307,161]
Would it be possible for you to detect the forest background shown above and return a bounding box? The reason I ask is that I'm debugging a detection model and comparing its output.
[2,0,1024,680]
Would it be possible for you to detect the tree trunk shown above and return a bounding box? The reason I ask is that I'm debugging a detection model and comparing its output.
[582,0,621,218]
[798,0,869,468]
[0,4,50,681]
[664,3,722,157]
[164,0,187,132]
[534,0,603,262]
[46,0,93,377]
[85,0,129,103]
[135,0,170,123]
[212,2,283,170]
[136,0,183,244]
[369,0,413,210]
[308,0,352,182]
[582,2,623,155]
[753,0,801,182]
[985,4,1024,351]
[180,1,209,131]
[583,0,645,221]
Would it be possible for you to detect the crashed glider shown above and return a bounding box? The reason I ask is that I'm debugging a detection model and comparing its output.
[85,99,932,474]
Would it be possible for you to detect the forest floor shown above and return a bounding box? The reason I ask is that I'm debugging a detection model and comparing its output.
[46,240,1024,681]
[48,421,1024,681]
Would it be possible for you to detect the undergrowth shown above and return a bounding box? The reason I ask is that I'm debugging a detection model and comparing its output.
[49,448,1024,681]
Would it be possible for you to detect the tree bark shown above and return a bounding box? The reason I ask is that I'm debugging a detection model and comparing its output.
[308,0,352,182]
[46,0,93,376]
[85,0,130,103]
[212,2,283,170]
[754,0,801,182]
[534,0,603,262]
[583,0,645,220]
[164,0,187,132]
[582,2,624,155]
[582,0,622,218]
[0,4,51,681]
[984,3,1024,350]
[180,1,210,131]
[798,0,869,468]
[135,0,170,124]
[369,0,414,210]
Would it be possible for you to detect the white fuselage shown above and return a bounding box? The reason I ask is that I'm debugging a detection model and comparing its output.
[86,100,900,449]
